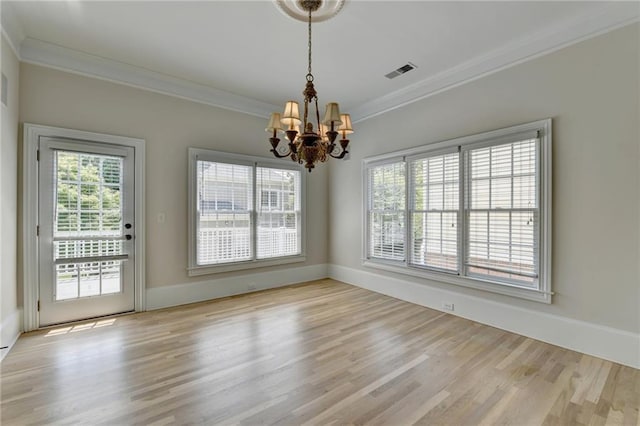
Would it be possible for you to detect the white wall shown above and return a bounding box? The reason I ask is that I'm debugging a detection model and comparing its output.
[18,63,329,300]
[1,34,21,358]
[9,21,640,367]
[328,24,639,366]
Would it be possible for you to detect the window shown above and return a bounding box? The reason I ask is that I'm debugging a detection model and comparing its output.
[364,120,551,302]
[410,150,459,272]
[256,167,301,259]
[367,161,405,261]
[465,139,538,286]
[188,149,304,275]
[195,161,252,265]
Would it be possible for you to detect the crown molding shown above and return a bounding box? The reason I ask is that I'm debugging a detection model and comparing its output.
[1,1,25,59]
[13,2,639,122]
[350,2,640,123]
[20,38,280,119]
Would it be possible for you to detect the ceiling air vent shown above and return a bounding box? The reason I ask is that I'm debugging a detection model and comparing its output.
[385,62,417,79]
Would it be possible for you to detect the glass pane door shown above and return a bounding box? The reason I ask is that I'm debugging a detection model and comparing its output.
[39,138,135,326]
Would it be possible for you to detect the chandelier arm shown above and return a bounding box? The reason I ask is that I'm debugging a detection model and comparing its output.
[328,149,348,159]
[329,139,350,159]
[269,137,299,159]
[271,149,292,158]
[270,145,294,158]
[328,150,348,159]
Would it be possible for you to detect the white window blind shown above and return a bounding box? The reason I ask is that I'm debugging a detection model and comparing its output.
[368,161,406,261]
[362,120,551,302]
[409,151,459,272]
[464,138,538,285]
[196,161,253,265]
[256,167,301,259]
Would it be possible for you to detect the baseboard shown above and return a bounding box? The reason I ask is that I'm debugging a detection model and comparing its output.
[146,263,329,310]
[328,264,640,369]
[1,263,635,368]
[0,308,22,362]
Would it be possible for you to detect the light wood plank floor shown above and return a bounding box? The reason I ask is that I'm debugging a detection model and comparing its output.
[1,279,638,425]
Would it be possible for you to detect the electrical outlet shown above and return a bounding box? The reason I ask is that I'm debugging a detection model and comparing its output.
[442,302,455,311]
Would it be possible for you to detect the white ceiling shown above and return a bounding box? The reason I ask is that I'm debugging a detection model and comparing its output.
[3,1,639,121]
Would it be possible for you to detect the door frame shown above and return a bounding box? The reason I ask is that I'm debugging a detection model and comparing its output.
[23,123,146,331]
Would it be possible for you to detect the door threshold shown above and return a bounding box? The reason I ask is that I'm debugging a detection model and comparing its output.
[37,310,136,330]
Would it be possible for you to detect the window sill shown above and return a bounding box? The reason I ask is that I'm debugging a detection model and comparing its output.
[188,255,306,276]
[362,259,551,303]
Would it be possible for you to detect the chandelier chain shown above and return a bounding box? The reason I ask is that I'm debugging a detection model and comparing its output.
[307,7,312,77]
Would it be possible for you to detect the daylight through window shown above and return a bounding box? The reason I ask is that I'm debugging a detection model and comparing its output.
[189,150,304,274]
[364,120,551,302]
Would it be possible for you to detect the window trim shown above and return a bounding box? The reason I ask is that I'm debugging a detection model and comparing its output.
[362,119,552,303]
[187,148,306,276]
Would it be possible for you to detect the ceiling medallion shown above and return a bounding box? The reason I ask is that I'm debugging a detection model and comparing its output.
[273,0,346,23]
[266,0,353,172]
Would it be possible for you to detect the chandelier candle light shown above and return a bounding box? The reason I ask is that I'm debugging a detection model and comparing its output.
[266,0,353,172]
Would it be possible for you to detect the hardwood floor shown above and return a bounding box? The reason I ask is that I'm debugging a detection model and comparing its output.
[1,279,638,425]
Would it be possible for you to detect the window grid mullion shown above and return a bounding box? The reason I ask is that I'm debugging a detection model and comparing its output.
[509,144,514,267]
[404,156,410,266]
[534,139,541,273]
[251,162,257,261]
[509,211,513,267]
[459,147,466,277]
[439,159,444,257]
[485,206,490,265]
[408,164,415,262]
[367,167,374,259]
[488,147,492,264]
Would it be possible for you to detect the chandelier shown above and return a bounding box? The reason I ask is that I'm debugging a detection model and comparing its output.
[266,0,353,172]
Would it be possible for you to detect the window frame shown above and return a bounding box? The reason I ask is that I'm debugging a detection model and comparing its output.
[362,119,552,303]
[188,148,306,276]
